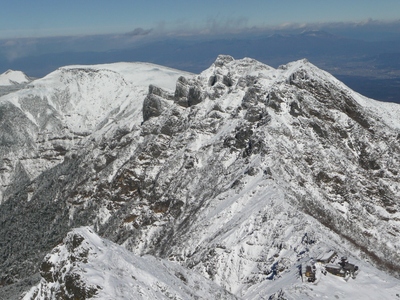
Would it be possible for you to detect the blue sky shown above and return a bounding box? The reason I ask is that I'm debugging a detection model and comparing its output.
[1,0,400,38]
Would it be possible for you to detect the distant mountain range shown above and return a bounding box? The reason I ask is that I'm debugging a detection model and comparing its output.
[1,30,399,103]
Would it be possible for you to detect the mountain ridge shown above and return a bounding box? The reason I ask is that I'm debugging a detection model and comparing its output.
[23,226,237,300]
[0,55,399,299]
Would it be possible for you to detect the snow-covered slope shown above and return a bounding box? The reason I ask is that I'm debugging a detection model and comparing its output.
[0,69,30,86]
[23,228,400,300]
[0,56,399,299]
[27,62,188,133]
[0,62,191,204]
[3,62,190,134]
[23,227,236,300]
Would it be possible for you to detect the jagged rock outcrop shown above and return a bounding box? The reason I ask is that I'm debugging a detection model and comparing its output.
[174,76,205,107]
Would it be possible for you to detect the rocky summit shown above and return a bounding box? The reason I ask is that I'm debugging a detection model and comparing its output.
[0,56,399,299]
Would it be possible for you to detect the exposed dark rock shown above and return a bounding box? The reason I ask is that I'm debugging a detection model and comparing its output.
[234,127,253,149]
[39,260,54,283]
[222,73,234,87]
[208,75,217,87]
[64,273,98,300]
[245,167,259,176]
[148,84,173,100]
[289,101,302,117]
[214,55,234,67]
[174,76,189,102]
[242,86,262,108]
[245,106,268,123]
[187,86,203,107]
[267,91,285,112]
[143,94,163,122]
[310,122,327,138]
[174,76,204,107]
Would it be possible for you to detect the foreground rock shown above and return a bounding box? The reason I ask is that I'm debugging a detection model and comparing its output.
[23,227,236,300]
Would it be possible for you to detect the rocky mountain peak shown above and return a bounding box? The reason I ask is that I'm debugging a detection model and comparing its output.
[0,57,399,299]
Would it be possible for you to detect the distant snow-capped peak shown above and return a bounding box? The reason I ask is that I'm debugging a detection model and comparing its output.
[0,69,30,86]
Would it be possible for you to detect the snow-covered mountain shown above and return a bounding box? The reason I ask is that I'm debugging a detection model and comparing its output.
[0,69,30,86]
[0,56,399,299]
[23,227,236,300]
[0,62,190,203]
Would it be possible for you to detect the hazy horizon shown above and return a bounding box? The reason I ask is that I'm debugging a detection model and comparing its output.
[1,1,399,103]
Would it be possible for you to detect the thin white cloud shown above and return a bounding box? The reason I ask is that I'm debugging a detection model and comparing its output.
[1,19,400,62]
